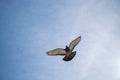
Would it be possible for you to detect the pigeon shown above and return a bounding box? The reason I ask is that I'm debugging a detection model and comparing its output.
[47,36,81,61]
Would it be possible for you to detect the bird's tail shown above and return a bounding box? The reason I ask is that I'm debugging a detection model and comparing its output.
[63,51,76,61]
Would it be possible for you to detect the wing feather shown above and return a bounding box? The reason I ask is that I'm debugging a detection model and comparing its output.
[69,36,81,51]
[47,48,66,56]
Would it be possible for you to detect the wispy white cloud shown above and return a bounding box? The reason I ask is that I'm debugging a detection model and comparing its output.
[48,0,120,80]
[1,0,120,80]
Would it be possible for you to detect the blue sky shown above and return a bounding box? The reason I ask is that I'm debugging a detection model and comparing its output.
[0,0,120,80]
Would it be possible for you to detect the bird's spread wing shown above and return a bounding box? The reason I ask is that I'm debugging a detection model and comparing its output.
[69,36,81,51]
[47,48,66,56]
[63,51,76,61]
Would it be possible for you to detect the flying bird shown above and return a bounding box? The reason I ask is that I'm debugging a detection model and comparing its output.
[47,36,81,61]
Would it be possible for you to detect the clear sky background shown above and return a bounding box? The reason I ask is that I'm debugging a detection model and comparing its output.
[0,0,120,80]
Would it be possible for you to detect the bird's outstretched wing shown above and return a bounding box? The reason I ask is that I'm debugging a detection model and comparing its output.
[69,36,81,51]
[47,48,66,56]
[63,51,76,61]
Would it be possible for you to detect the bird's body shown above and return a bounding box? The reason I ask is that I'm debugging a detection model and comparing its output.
[47,36,81,61]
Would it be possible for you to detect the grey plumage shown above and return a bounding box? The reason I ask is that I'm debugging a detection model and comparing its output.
[47,36,81,61]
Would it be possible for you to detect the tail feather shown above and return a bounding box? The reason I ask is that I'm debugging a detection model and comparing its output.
[63,51,76,61]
